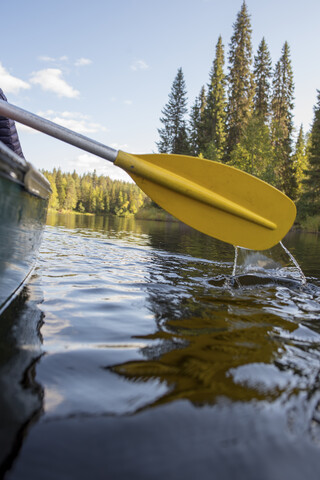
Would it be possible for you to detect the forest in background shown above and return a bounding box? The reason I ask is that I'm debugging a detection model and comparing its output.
[44,1,320,230]
[43,169,147,217]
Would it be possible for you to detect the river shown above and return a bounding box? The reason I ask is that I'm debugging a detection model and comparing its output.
[1,213,320,479]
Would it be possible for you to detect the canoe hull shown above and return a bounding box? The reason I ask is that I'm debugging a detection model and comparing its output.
[0,142,51,314]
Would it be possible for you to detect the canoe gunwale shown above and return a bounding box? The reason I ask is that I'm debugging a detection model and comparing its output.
[0,141,51,199]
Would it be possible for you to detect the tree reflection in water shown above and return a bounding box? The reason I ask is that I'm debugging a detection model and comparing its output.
[110,247,320,424]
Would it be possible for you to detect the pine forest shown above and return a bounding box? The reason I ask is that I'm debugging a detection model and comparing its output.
[43,169,146,217]
[44,1,320,230]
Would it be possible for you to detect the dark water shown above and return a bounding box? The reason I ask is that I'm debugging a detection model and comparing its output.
[1,213,320,479]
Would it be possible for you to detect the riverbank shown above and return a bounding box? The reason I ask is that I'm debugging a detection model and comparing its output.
[135,206,178,222]
[297,214,320,233]
[47,208,320,233]
[47,208,95,216]
[47,206,179,223]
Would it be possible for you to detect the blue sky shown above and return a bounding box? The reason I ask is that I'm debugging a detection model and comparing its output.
[1,0,319,181]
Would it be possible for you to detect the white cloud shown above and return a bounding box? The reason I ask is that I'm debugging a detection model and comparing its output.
[38,55,68,63]
[30,68,79,98]
[0,62,30,94]
[37,110,107,134]
[74,58,92,67]
[123,100,133,105]
[67,153,132,182]
[38,55,55,62]
[130,60,149,71]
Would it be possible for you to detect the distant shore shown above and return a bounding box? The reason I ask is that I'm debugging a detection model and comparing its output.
[47,206,179,223]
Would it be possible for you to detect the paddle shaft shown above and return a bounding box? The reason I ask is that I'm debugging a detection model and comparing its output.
[0,100,118,163]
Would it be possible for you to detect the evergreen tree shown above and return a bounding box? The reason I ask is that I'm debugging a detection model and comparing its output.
[253,37,272,121]
[47,173,59,210]
[234,37,274,183]
[55,169,66,209]
[301,91,320,215]
[203,36,227,161]
[189,86,206,156]
[96,186,105,213]
[77,201,85,213]
[271,41,297,197]
[227,1,255,154]
[72,169,81,201]
[157,68,191,155]
[230,115,275,184]
[64,175,77,211]
[292,125,309,197]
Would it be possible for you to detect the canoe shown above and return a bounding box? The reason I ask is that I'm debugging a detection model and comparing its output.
[0,140,51,314]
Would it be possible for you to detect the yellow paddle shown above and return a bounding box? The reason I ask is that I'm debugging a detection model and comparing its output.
[0,100,296,250]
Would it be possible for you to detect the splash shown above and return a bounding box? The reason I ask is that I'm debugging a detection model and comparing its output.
[223,246,239,288]
[224,242,307,289]
[280,241,307,285]
[231,246,239,277]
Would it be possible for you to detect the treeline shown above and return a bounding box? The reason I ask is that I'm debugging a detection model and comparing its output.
[157,1,315,215]
[43,169,146,216]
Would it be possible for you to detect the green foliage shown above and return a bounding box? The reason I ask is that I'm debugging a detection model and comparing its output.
[254,37,272,121]
[230,115,275,183]
[55,169,66,209]
[300,91,320,216]
[227,1,255,153]
[299,215,320,232]
[157,67,191,155]
[135,203,177,222]
[203,36,227,161]
[189,86,207,156]
[292,125,309,197]
[43,169,146,216]
[271,42,297,198]
[46,172,59,210]
[271,42,294,128]
[64,174,77,211]
[187,36,228,162]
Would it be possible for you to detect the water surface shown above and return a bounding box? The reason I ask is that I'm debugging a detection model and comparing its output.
[1,213,320,479]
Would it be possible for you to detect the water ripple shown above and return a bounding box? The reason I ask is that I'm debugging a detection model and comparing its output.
[4,217,320,477]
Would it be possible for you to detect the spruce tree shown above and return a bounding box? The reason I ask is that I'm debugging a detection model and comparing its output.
[64,174,77,211]
[55,168,66,209]
[293,125,309,197]
[271,41,297,198]
[230,115,275,184]
[301,91,320,215]
[253,37,272,121]
[189,86,206,157]
[227,1,255,154]
[203,36,227,161]
[157,68,191,155]
[46,173,59,210]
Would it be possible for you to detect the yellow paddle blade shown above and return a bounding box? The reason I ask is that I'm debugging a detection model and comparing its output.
[115,151,296,250]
